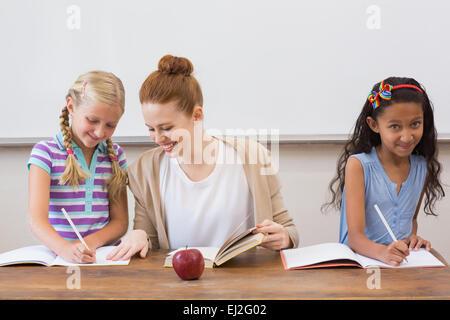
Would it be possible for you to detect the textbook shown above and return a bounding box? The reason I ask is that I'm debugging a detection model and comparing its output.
[280,242,446,270]
[0,245,130,267]
[164,227,264,268]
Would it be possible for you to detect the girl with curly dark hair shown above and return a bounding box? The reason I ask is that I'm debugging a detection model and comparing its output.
[324,77,445,266]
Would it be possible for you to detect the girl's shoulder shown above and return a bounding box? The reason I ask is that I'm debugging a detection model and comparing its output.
[28,136,64,173]
[31,136,64,155]
[410,153,426,165]
[348,149,375,165]
[345,149,379,180]
[106,141,128,170]
[109,141,126,157]
[410,153,427,173]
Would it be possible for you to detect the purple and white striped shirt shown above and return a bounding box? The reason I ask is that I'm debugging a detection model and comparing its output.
[27,130,128,242]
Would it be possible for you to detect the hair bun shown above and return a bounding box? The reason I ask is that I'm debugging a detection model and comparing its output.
[158,54,193,76]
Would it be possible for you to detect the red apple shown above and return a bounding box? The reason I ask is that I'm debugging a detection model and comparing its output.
[172,247,205,280]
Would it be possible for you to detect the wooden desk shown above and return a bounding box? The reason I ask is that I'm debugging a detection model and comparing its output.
[0,247,449,300]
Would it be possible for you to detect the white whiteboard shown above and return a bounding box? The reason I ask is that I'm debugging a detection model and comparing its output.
[1,0,449,139]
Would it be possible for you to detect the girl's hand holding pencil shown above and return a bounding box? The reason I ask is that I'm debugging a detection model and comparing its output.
[380,240,410,267]
[59,208,96,264]
[373,204,409,266]
[59,241,96,264]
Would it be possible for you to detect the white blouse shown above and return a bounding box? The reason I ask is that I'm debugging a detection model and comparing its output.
[160,139,254,249]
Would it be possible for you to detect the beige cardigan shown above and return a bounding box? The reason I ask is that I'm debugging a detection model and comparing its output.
[127,137,299,250]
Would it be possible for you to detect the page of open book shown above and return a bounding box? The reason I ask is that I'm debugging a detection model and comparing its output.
[215,233,264,266]
[0,245,57,266]
[216,213,254,256]
[282,242,359,269]
[167,247,220,262]
[52,246,130,266]
[355,248,445,268]
[217,227,257,257]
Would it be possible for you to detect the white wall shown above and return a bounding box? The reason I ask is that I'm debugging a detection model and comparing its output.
[1,142,449,262]
[2,0,450,138]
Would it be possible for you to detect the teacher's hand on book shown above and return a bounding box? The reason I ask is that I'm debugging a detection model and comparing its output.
[106,229,149,261]
[252,219,293,250]
[60,241,96,264]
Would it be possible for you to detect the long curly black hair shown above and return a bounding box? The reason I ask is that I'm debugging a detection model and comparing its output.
[323,77,445,216]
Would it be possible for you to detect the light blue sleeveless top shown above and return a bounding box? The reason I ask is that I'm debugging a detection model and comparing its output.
[339,147,427,246]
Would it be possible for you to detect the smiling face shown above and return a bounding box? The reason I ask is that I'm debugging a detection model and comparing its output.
[141,100,203,158]
[67,97,123,150]
[366,102,424,158]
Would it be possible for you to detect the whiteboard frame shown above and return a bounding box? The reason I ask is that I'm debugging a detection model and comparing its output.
[2,134,450,147]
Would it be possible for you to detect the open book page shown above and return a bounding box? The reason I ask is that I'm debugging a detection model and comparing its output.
[215,232,264,266]
[0,245,57,266]
[164,216,260,268]
[355,248,445,268]
[217,227,257,258]
[52,246,130,266]
[216,214,254,256]
[281,242,361,270]
[165,247,220,268]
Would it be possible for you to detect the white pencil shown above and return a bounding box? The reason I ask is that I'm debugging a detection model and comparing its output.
[374,204,408,262]
[61,208,91,251]
[374,204,397,241]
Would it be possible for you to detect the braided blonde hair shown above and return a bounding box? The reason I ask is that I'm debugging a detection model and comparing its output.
[59,106,90,187]
[59,71,127,203]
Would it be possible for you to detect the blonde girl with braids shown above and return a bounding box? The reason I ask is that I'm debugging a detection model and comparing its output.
[27,71,129,264]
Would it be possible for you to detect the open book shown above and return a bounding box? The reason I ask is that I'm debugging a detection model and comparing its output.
[0,245,130,267]
[164,226,264,268]
[281,242,446,270]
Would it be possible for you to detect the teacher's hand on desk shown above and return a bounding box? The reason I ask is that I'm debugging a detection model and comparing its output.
[252,219,293,250]
[107,229,149,261]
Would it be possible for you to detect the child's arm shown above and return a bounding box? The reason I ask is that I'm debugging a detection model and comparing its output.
[345,158,409,266]
[404,186,431,251]
[82,187,129,250]
[28,165,96,263]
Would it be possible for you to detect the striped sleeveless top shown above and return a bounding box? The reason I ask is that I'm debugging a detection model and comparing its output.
[27,130,127,241]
